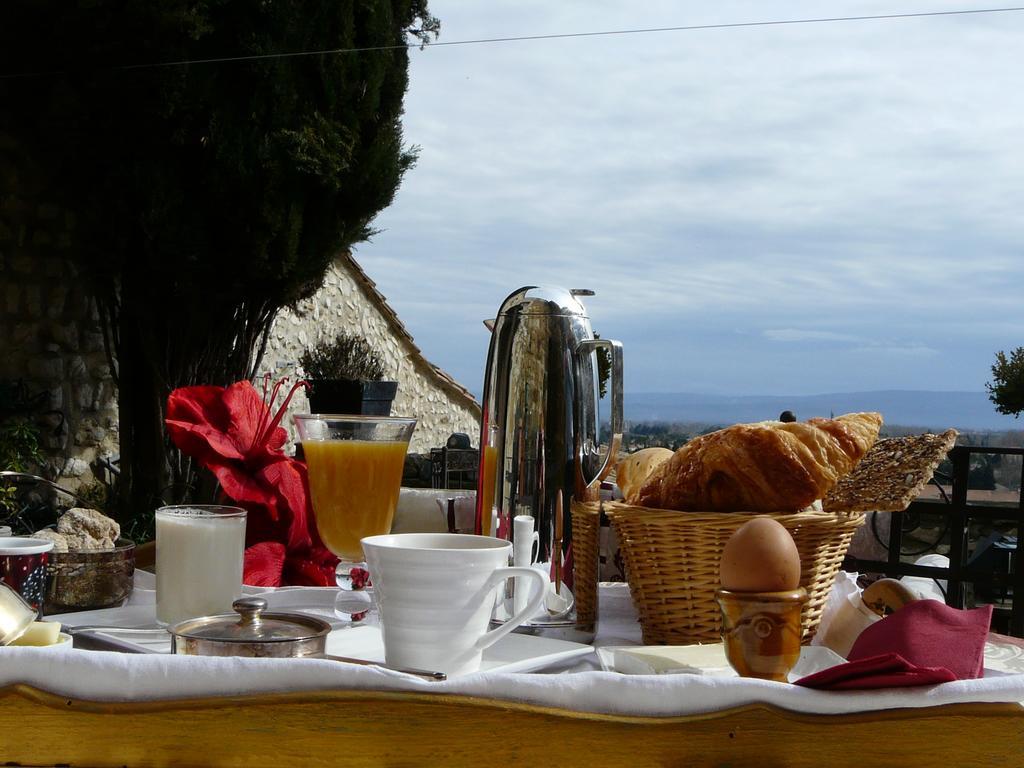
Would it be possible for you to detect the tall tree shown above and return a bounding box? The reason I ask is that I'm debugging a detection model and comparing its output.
[0,1,438,521]
[988,347,1024,417]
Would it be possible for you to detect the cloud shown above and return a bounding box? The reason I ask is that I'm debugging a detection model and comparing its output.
[764,329,862,343]
[851,343,941,359]
[360,0,1024,395]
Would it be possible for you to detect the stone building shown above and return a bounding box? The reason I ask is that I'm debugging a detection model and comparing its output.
[0,194,480,492]
[261,251,480,455]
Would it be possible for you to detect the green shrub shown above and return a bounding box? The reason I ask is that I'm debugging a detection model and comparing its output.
[299,334,387,381]
[0,417,44,521]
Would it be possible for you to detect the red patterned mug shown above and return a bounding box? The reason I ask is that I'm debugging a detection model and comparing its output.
[0,537,54,617]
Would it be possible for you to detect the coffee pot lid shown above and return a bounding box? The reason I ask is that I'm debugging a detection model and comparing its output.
[497,286,593,318]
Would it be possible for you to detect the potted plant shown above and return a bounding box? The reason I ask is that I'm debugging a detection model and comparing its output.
[299,334,398,416]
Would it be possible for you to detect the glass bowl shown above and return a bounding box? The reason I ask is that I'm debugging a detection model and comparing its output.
[43,538,135,614]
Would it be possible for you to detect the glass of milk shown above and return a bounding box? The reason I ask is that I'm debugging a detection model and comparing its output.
[155,505,247,625]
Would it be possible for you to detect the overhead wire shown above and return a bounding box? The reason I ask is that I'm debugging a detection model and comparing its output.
[2,5,1024,79]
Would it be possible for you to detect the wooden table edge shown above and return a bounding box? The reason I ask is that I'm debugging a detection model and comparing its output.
[1,682,1022,723]
[2,684,1022,767]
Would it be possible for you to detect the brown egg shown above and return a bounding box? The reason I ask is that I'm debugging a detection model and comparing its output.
[719,517,801,592]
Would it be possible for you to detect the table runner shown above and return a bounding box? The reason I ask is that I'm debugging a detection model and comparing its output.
[1,578,1022,717]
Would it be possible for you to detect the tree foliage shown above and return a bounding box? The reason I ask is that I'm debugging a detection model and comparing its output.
[0,0,438,519]
[987,347,1024,417]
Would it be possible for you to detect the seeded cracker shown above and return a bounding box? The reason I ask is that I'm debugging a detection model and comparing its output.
[823,429,958,514]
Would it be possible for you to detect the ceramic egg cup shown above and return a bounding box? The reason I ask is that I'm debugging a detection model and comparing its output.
[715,587,808,683]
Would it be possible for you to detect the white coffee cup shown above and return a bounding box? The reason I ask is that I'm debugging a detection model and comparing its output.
[362,533,547,676]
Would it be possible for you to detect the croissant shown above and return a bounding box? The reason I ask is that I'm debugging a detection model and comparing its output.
[632,412,883,512]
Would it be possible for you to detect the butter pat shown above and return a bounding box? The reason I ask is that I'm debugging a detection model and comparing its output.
[10,621,62,647]
[599,644,735,676]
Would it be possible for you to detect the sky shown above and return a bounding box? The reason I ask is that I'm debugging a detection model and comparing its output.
[358,0,1024,398]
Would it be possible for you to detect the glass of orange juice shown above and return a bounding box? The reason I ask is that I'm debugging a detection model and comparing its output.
[294,414,416,621]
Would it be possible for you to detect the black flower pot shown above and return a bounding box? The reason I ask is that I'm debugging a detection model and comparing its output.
[305,379,398,416]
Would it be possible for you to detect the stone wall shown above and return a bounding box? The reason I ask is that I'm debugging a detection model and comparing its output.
[260,255,481,454]
[2,128,479,487]
[0,235,479,491]
[0,148,119,491]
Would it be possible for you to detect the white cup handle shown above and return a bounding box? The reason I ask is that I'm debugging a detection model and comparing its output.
[474,566,546,652]
[531,531,540,565]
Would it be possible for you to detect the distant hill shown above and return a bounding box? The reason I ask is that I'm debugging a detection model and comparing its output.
[624,390,1024,432]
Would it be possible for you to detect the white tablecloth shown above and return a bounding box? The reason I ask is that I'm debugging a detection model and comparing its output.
[2,575,1023,717]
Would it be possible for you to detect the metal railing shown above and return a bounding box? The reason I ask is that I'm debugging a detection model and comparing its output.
[845,445,1023,637]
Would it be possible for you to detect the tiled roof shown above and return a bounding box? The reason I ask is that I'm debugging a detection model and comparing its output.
[340,251,481,416]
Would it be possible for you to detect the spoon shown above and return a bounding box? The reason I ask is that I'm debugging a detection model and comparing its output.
[66,624,168,634]
[325,655,447,681]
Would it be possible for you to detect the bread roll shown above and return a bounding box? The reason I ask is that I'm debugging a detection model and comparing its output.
[632,412,882,512]
[615,447,674,501]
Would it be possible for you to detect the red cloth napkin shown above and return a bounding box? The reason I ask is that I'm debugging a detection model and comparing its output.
[796,653,956,690]
[796,599,992,690]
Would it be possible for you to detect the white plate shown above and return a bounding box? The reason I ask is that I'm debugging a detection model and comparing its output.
[597,644,847,682]
[51,605,171,653]
[51,603,594,675]
[2,632,74,652]
[324,624,593,675]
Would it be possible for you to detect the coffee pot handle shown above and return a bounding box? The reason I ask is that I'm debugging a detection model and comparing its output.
[575,338,623,492]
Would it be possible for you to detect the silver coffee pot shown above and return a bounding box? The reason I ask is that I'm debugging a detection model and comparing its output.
[476,286,622,641]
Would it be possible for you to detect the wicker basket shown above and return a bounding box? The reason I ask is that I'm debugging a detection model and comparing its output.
[601,501,864,645]
[570,500,601,631]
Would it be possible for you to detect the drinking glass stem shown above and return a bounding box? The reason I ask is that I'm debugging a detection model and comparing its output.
[335,561,374,624]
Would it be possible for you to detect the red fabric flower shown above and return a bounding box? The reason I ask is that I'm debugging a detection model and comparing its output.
[165,377,338,587]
